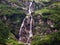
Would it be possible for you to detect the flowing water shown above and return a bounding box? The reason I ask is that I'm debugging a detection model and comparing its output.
[18,1,34,45]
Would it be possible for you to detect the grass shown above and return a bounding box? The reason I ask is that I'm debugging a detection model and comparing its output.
[35,0,51,2]
[0,4,24,16]
[35,8,50,15]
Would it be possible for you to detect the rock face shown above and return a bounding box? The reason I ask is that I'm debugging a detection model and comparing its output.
[33,15,57,35]
[18,1,34,45]
[19,16,34,43]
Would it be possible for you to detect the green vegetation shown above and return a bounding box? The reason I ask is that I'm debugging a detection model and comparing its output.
[0,4,24,16]
[35,2,60,29]
[32,1,60,45]
[0,0,60,45]
[32,31,60,45]
[0,20,9,45]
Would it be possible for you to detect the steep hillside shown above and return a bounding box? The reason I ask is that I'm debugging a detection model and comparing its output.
[0,0,60,45]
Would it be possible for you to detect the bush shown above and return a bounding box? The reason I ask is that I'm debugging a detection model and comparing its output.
[0,20,9,45]
[32,31,60,45]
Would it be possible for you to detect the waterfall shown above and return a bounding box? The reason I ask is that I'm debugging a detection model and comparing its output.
[28,2,33,15]
[18,0,34,45]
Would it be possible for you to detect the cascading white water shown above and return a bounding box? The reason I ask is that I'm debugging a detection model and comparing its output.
[28,2,33,15]
[18,0,33,45]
